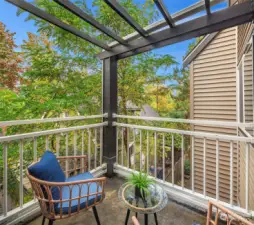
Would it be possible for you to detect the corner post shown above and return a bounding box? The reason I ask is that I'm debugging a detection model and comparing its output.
[102,56,117,177]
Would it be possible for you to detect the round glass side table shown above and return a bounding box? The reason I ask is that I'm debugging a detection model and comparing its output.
[118,183,168,225]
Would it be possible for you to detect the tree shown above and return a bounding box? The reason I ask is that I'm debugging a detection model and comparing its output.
[168,67,190,118]
[0,22,23,91]
[20,33,102,119]
[18,0,176,115]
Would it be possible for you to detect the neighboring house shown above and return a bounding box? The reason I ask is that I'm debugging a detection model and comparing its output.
[126,101,160,117]
[183,1,254,210]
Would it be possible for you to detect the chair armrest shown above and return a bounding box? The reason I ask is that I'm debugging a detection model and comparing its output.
[57,155,87,177]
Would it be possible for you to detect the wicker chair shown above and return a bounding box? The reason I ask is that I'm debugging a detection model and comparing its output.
[27,155,106,225]
[207,201,254,225]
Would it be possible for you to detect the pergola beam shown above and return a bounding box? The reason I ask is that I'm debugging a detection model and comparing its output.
[53,0,126,45]
[98,1,254,59]
[205,0,211,14]
[154,0,175,28]
[108,0,225,48]
[103,0,148,37]
[6,0,111,50]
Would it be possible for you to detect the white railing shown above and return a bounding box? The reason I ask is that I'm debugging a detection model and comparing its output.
[0,116,107,223]
[0,114,106,127]
[114,115,254,216]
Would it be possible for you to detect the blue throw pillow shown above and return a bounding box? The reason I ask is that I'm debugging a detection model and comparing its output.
[28,151,65,200]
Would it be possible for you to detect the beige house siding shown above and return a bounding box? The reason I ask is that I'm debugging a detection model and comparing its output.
[238,23,253,64]
[190,27,238,202]
[239,132,254,210]
[244,47,253,123]
[239,45,254,210]
[231,0,254,63]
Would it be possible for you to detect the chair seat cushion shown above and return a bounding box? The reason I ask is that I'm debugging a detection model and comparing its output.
[28,151,65,200]
[55,172,102,214]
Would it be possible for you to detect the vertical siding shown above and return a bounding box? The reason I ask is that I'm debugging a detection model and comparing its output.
[191,27,238,202]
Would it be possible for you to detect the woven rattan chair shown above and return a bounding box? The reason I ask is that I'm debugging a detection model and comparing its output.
[207,201,254,225]
[27,155,106,225]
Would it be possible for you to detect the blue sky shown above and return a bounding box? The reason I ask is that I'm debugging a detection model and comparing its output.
[0,0,227,70]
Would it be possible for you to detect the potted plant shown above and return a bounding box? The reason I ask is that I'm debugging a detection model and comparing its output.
[127,172,154,201]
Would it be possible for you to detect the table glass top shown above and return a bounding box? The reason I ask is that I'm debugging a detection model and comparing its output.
[118,183,168,214]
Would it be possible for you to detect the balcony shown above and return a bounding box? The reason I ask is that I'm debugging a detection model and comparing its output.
[0,114,254,225]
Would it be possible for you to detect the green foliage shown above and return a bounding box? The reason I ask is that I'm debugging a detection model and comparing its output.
[127,172,154,197]
[168,67,190,118]
[184,159,190,175]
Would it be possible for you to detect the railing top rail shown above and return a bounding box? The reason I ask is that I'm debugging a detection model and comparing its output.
[114,114,254,129]
[0,114,107,127]
[114,122,253,143]
[0,122,108,143]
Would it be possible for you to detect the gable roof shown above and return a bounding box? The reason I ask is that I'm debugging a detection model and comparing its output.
[140,104,159,117]
[183,32,218,68]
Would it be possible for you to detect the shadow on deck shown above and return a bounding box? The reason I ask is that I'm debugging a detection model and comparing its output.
[27,176,206,225]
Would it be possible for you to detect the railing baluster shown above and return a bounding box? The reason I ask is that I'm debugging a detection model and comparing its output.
[172,135,174,185]
[94,128,97,168]
[230,141,233,206]
[45,135,49,150]
[133,128,136,170]
[19,140,24,208]
[245,143,249,211]
[191,136,194,193]
[127,127,130,168]
[81,130,84,170]
[74,131,77,156]
[81,130,84,156]
[121,127,124,166]
[163,134,165,182]
[154,132,157,178]
[203,138,206,197]
[33,137,37,162]
[147,131,149,174]
[3,143,8,216]
[216,139,219,201]
[140,130,142,172]
[88,129,91,171]
[56,135,60,157]
[65,133,69,177]
[181,135,184,188]
[100,127,103,166]
[116,127,118,164]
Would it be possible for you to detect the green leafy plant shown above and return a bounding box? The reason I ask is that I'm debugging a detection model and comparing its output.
[127,172,154,198]
[184,159,190,176]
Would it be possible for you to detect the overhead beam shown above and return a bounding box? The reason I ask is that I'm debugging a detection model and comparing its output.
[98,1,254,59]
[103,0,148,37]
[154,0,175,28]
[53,0,126,45]
[6,0,111,50]
[108,0,225,48]
[205,0,211,14]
